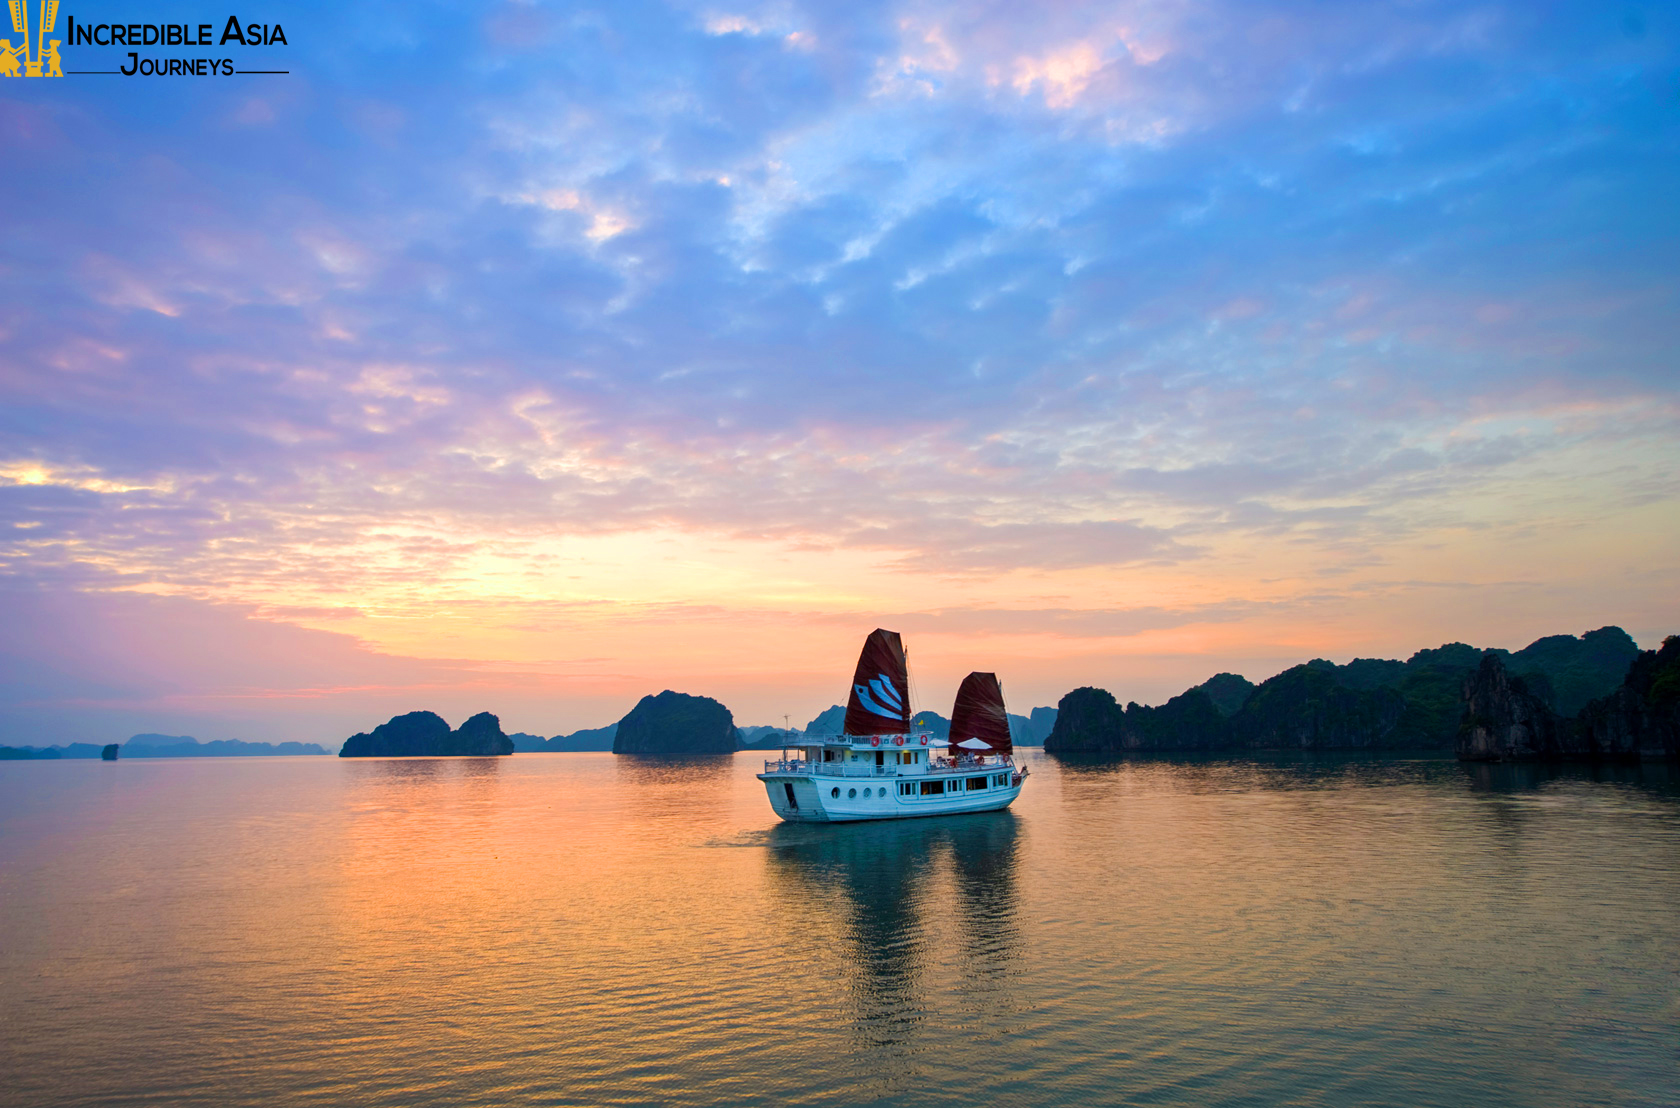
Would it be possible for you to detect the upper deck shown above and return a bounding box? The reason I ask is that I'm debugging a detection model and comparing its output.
[759,732,1013,779]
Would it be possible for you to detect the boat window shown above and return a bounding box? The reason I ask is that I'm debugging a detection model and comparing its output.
[967,776,988,791]
[919,780,944,796]
[848,787,857,798]
[831,787,840,798]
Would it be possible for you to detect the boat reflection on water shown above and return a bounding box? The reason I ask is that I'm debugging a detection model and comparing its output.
[764,812,1022,1080]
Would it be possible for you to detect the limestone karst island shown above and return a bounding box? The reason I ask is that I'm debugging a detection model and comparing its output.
[321,626,1679,765]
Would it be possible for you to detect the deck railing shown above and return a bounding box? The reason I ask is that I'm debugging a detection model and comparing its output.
[761,756,1011,777]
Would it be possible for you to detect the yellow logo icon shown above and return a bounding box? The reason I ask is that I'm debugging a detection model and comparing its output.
[3,0,60,77]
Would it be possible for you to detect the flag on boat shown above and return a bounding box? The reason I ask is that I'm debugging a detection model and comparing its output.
[949,671,1012,757]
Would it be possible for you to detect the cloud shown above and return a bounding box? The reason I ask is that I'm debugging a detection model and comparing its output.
[861,519,1190,573]
[835,602,1267,638]
[0,0,1675,732]
[0,583,467,745]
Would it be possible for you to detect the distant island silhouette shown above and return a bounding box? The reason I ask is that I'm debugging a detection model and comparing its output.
[508,723,618,752]
[13,628,1666,766]
[612,691,737,754]
[499,699,1060,756]
[0,735,331,760]
[339,711,513,757]
[1046,627,1679,761]
[127,734,333,758]
[791,704,1057,746]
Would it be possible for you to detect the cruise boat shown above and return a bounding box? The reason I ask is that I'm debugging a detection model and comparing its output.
[759,629,1027,822]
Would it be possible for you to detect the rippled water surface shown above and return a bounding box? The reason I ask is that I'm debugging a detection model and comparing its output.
[3,752,1678,1107]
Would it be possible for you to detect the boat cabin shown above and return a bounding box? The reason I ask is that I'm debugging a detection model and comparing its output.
[765,732,1011,779]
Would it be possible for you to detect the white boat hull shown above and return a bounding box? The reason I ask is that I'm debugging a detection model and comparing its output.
[759,771,1022,823]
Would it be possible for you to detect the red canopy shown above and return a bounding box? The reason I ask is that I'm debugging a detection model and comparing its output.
[843,629,911,736]
[949,671,1012,757]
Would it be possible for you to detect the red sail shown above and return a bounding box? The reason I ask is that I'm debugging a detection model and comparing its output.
[949,671,1012,757]
[843,629,911,736]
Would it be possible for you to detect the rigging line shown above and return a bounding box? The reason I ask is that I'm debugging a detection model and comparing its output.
[905,644,921,727]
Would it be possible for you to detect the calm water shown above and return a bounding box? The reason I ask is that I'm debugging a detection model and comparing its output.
[2,752,1677,1107]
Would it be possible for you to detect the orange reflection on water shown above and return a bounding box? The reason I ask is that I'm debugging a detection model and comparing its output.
[1,753,1677,1107]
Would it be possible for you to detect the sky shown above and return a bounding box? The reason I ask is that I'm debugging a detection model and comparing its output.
[1,0,1677,745]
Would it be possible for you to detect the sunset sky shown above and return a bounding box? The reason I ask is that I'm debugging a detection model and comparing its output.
[2,0,1676,745]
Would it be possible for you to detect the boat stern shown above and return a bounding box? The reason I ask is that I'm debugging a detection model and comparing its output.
[758,772,832,822]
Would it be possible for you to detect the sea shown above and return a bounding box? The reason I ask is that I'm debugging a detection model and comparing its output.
[2,751,1677,1107]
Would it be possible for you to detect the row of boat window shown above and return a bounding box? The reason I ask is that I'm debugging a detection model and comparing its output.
[833,786,888,799]
[906,773,1010,796]
[828,773,1010,801]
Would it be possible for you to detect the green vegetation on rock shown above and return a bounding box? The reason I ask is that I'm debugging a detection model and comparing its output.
[613,691,738,754]
[1046,626,1651,756]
